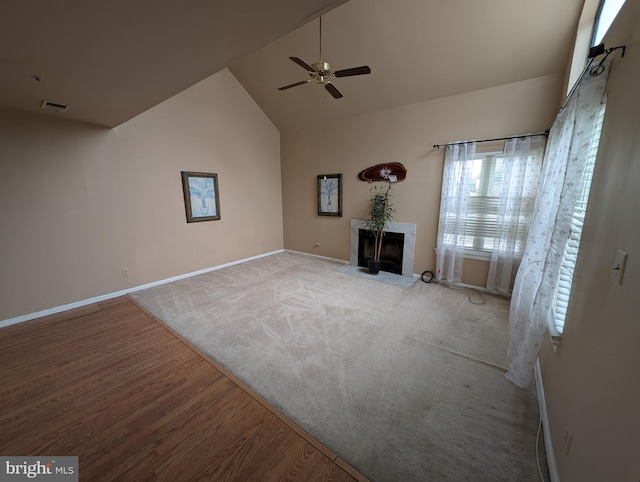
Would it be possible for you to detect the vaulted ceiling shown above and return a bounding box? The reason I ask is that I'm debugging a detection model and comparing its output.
[230,0,585,133]
[0,0,347,127]
[1,0,584,131]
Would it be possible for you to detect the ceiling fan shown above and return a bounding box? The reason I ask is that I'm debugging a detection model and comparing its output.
[277,17,371,99]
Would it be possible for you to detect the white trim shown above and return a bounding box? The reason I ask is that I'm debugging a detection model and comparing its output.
[547,323,562,353]
[284,249,348,265]
[433,247,491,262]
[535,359,560,482]
[0,249,284,329]
[462,250,491,261]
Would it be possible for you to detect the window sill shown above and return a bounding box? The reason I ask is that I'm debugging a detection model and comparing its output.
[547,324,562,353]
[433,247,491,262]
[463,251,491,261]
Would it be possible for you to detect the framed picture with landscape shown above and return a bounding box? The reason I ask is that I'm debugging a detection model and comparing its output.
[317,173,342,217]
[181,171,221,223]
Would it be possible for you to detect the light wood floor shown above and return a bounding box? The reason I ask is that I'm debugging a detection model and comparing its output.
[0,296,365,481]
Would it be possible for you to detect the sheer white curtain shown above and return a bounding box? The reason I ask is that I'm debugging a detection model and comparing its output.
[505,63,610,387]
[436,142,476,282]
[486,136,545,293]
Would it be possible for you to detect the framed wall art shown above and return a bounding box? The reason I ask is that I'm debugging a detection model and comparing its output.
[181,171,221,223]
[317,173,342,217]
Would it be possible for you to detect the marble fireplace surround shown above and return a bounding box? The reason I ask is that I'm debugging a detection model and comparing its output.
[350,219,416,277]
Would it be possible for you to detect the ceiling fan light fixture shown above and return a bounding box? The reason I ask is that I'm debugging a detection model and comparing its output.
[276,17,370,99]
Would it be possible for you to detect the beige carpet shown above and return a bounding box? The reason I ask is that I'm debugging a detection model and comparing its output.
[131,251,546,481]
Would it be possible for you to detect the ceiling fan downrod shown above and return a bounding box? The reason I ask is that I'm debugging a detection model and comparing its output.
[319,16,322,62]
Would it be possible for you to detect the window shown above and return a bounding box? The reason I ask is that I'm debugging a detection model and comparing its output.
[450,151,540,260]
[437,137,545,285]
[553,101,607,335]
[464,152,504,258]
[566,0,625,97]
[438,150,505,260]
[592,0,626,46]
[438,140,544,261]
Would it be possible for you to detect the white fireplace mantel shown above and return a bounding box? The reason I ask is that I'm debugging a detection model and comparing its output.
[350,219,416,277]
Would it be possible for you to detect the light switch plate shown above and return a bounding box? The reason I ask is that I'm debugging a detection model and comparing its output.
[612,249,628,285]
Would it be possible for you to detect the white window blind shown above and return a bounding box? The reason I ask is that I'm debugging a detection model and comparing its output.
[465,154,503,257]
[553,102,606,335]
[462,152,539,259]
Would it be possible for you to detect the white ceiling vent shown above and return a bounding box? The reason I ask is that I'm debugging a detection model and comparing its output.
[40,100,69,112]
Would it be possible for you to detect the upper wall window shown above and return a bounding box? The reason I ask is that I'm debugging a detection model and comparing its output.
[566,0,625,95]
[592,0,626,46]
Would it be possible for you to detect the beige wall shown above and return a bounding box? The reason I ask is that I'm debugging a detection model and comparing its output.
[281,74,562,285]
[0,69,283,321]
[539,2,640,480]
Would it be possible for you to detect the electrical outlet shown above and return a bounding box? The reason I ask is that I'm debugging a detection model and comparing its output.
[121,269,129,278]
[611,249,628,285]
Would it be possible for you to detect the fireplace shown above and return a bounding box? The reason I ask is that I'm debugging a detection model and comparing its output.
[358,229,404,275]
[350,220,416,277]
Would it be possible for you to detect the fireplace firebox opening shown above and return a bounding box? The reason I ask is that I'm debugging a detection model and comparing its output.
[358,229,405,275]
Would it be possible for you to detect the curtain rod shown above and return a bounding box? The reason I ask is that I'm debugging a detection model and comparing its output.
[559,44,625,111]
[433,132,548,150]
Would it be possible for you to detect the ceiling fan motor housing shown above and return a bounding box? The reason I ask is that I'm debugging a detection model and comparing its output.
[312,62,332,74]
[311,62,333,83]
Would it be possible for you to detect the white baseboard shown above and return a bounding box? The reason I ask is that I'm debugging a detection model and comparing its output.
[284,249,348,264]
[0,249,284,329]
[535,359,560,482]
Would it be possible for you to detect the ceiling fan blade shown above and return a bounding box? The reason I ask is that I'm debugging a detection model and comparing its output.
[289,56,315,72]
[278,80,310,91]
[334,65,371,78]
[325,83,343,99]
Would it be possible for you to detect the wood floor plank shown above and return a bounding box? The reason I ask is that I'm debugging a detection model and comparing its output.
[230,416,301,480]
[262,438,332,482]
[0,332,197,441]
[0,296,365,481]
